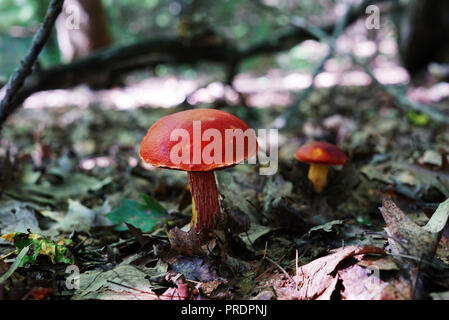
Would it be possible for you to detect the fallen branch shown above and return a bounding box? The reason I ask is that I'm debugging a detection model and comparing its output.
[0,0,64,129]
[0,0,382,128]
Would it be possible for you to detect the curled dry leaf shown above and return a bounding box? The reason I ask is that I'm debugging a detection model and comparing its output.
[160,281,194,300]
[338,264,412,300]
[379,196,449,270]
[338,264,388,299]
[380,196,437,267]
[276,245,391,300]
[160,272,200,300]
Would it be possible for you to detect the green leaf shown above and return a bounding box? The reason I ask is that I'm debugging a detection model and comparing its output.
[1,233,74,266]
[106,195,168,232]
[407,110,429,126]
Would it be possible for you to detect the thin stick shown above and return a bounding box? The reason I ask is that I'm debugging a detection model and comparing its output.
[262,241,268,260]
[265,256,296,288]
[0,0,64,129]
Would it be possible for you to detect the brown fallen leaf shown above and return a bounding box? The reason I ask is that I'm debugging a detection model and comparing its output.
[379,277,413,300]
[379,196,449,269]
[357,256,398,271]
[159,273,198,300]
[276,245,385,300]
[338,264,388,299]
[200,279,226,296]
[379,196,449,299]
[167,227,204,256]
[436,236,449,265]
[166,255,220,282]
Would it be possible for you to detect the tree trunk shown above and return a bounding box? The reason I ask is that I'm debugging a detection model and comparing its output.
[55,0,112,62]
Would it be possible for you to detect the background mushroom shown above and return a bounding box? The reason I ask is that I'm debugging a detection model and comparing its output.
[295,141,348,193]
[140,108,257,233]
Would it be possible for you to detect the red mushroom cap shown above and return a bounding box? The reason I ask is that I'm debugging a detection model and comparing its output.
[140,109,258,171]
[295,141,348,166]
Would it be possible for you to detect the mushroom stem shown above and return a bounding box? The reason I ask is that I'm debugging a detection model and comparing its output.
[307,163,329,193]
[187,171,220,232]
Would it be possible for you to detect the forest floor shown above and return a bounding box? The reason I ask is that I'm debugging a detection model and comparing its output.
[1,81,449,300]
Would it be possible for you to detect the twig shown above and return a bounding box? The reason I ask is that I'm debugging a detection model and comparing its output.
[262,241,268,260]
[265,256,296,288]
[0,0,64,129]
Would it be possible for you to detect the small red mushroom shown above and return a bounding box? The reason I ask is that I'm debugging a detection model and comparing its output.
[140,108,257,233]
[295,141,348,193]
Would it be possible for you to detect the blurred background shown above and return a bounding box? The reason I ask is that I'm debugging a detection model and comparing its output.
[2,0,447,110]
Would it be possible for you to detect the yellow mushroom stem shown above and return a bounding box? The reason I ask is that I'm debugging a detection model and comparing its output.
[307,163,329,193]
[191,196,198,228]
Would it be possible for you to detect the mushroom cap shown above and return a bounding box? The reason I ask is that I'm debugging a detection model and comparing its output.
[295,141,348,166]
[140,109,258,171]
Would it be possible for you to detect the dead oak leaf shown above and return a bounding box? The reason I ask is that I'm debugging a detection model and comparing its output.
[167,227,204,256]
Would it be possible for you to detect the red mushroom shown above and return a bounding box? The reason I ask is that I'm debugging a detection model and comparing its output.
[295,141,348,193]
[140,109,257,233]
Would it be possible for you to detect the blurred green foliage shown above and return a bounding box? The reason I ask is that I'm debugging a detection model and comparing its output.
[0,0,321,78]
[0,0,49,29]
